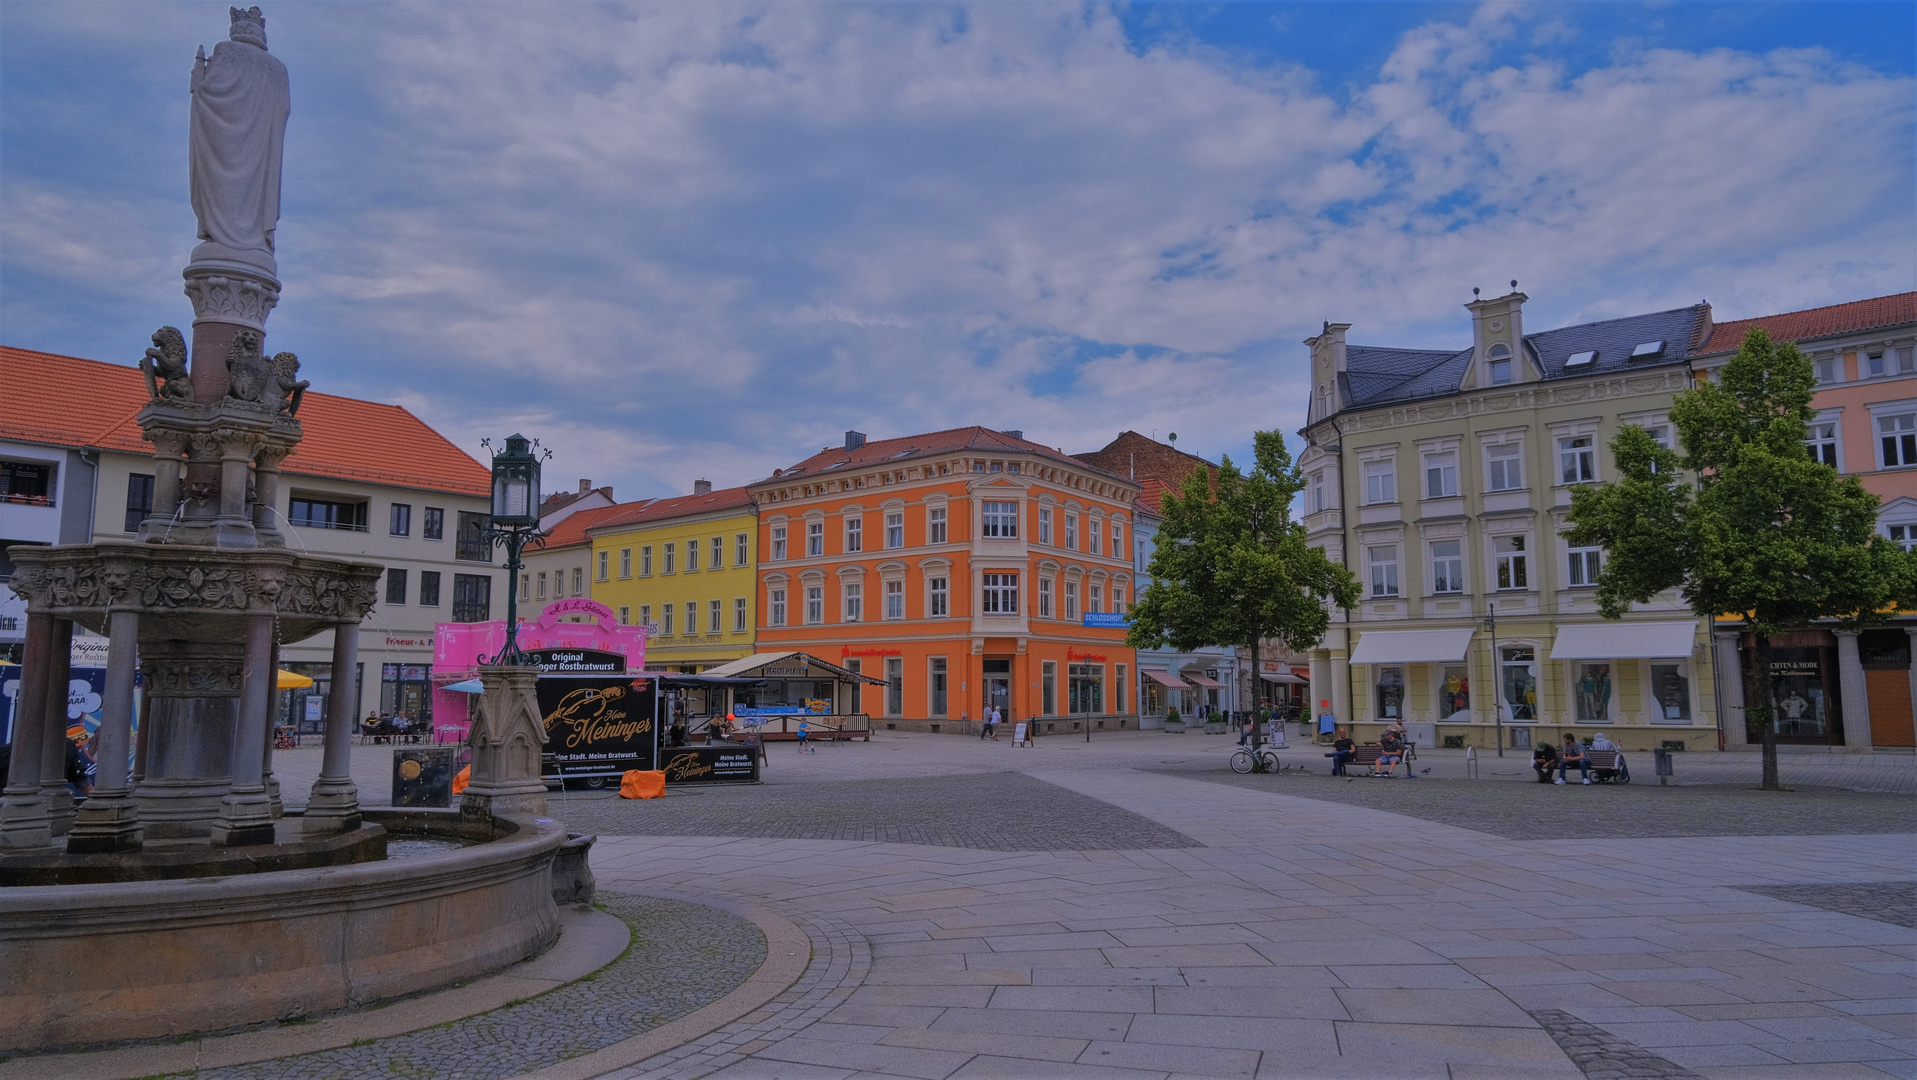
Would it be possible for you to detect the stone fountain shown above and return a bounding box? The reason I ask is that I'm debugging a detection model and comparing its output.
[0,8,566,1052]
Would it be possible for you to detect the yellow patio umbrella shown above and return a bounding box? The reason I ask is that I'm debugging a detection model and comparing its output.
[276,669,315,689]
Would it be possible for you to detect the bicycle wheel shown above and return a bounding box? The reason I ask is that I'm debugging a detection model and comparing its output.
[1258,749,1281,773]
[1230,749,1254,774]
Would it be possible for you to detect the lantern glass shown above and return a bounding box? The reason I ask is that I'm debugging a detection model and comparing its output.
[489,434,542,527]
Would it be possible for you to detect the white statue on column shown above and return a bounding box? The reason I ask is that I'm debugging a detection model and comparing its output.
[189,6,289,277]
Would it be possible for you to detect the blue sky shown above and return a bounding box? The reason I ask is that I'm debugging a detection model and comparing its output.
[3,1,1912,500]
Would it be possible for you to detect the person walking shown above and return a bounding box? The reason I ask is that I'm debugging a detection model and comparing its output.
[990,705,1002,741]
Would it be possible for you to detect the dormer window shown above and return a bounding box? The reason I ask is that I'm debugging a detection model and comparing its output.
[1631,340,1665,359]
[1487,343,1513,386]
[1566,350,1596,367]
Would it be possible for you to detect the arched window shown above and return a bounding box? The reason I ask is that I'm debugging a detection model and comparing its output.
[1486,343,1514,386]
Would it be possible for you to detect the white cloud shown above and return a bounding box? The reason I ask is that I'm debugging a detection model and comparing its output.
[1,1,1910,496]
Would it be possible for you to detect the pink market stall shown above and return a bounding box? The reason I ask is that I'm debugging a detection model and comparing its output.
[432,598,649,743]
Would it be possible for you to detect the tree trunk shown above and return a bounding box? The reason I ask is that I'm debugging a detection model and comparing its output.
[1748,633,1781,791]
[1248,635,1263,765]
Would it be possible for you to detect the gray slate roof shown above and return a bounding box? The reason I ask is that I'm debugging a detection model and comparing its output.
[1341,305,1707,410]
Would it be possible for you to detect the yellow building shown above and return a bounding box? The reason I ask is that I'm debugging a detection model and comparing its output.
[590,482,758,671]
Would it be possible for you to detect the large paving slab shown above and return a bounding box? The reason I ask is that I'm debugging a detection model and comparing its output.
[568,738,1915,1079]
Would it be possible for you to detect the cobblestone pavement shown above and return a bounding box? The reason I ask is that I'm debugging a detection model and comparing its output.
[1158,768,1917,839]
[167,894,763,1080]
[1742,882,1917,930]
[584,763,1916,1080]
[544,771,1201,852]
[1529,1009,1705,1079]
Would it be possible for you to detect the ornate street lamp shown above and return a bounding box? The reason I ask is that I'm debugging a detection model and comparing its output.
[484,433,548,665]
[1484,601,1504,757]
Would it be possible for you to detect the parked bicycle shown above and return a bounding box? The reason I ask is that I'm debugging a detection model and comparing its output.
[1229,743,1282,774]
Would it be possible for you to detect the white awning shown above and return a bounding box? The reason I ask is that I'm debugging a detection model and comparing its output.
[1348,628,1476,665]
[1551,621,1697,660]
[1260,672,1307,685]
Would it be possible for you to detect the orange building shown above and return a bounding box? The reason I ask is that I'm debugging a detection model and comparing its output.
[748,427,1141,735]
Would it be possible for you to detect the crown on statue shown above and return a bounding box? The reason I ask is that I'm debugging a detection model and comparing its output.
[228,6,267,48]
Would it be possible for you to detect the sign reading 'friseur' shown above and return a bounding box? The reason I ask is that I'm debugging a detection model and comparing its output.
[536,674,657,783]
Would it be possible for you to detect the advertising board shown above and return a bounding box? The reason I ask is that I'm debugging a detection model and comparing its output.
[660,745,760,784]
[537,674,658,786]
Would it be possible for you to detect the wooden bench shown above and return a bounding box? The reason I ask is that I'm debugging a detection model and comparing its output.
[1331,743,1413,777]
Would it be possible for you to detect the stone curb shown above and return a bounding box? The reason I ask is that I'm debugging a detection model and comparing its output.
[0,905,630,1080]
[511,902,812,1080]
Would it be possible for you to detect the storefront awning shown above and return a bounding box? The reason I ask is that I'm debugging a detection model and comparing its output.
[1551,621,1698,660]
[1142,669,1189,689]
[1260,672,1307,685]
[1348,628,1476,665]
[699,650,888,685]
[1182,671,1224,689]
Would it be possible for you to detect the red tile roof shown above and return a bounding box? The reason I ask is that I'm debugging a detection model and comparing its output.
[539,501,647,550]
[1133,478,1180,515]
[1,345,491,497]
[1700,292,1917,356]
[760,426,1135,487]
[588,485,755,532]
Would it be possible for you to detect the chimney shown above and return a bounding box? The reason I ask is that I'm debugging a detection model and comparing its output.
[845,430,866,450]
[693,479,713,496]
[1002,429,1024,440]
[577,479,591,493]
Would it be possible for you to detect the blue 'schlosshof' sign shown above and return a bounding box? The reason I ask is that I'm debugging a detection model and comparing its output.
[1082,613,1131,629]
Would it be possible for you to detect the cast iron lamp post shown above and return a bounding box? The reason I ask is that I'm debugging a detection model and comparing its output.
[1484,601,1504,757]
[484,433,548,666]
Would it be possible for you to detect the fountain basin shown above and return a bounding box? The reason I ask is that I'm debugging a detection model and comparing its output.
[0,810,566,1053]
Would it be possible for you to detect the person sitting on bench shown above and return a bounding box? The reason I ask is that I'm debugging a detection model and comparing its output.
[1557,733,1591,785]
[1375,724,1406,778]
[1531,741,1559,783]
[1329,728,1354,775]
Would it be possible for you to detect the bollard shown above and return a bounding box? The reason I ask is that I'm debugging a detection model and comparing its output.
[1464,744,1479,781]
[1654,747,1673,786]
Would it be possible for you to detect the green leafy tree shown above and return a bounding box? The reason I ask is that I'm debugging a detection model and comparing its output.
[1128,431,1360,762]
[1567,328,1917,789]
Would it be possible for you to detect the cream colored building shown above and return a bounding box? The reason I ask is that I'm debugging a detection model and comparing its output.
[1298,290,1722,752]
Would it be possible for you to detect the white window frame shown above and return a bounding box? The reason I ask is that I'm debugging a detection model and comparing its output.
[641,545,652,576]
[804,584,823,624]
[1089,517,1103,555]
[712,536,724,570]
[1422,451,1458,499]
[736,533,749,566]
[709,599,722,635]
[928,575,949,617]
[928,505,948,544]
[1485,441,1524,492]
[807,520,824,557]
[1064,513,1078,549]
[1567,543,1602,588]
[982,573,1019,614]
[769,589,787,627]
[1807,413,1842,469]
[1558,435,1597,485]
[1876,407,1917,468]
[1038,575,1053,618]
[1367,545,1399,598]
[597,550,609,581]
[1111,520,1123,555]
[620,548,632,579]
[845,515,863,553]
[1088,582,1103,614]
[1038,506,1053,545]
[1363,459,1396,505]
[1495,534,1530,591]
[1430,539,1463,594]
[734,597,748,632]
[1063,578,1079,620]
[885,511,904,549]
[884,578,904,620]
[842,581,863,622]
[982,501,1019,538]
[661,603,675,637]
[770,525,788,561]
[684,601,698,636]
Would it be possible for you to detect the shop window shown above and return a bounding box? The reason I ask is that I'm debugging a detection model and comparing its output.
[1042,660,1057,715]
[1486,442,1523,491]
[1367,545,1399,598]
[419,571,441,607]
[928,576,949,617]
[1650,663,1691,721]
[1558,436,1596,484]
[380,664,432,727]
[928,506,948,544]
[124,473,154,532]
[1423,451,1458,498]
[390,503,412,537]
[885,657,903,716]
[1501,646,1537,720]
[1860,629,1912,669]
[929,657,948,716]
[982,574,1018,614]
[1567,545,1602,587]
[424,507,444,540]
[451,573,490,622]
[386,568,408,606]
[982,501,1018,538]
[1495,535,1528,590]
[1766,646,1833,737]
[1573,663,1612,722]
[1438,664,1469,718]
[1431,540,1463,594]
[1114,663,1127,714]
[1363,460,1395,504]
[1376,666,1405,719]
[1068,663,1104,715]
[771,526,788,561]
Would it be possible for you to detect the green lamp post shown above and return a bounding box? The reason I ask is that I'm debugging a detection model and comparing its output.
[486,433,546,666]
